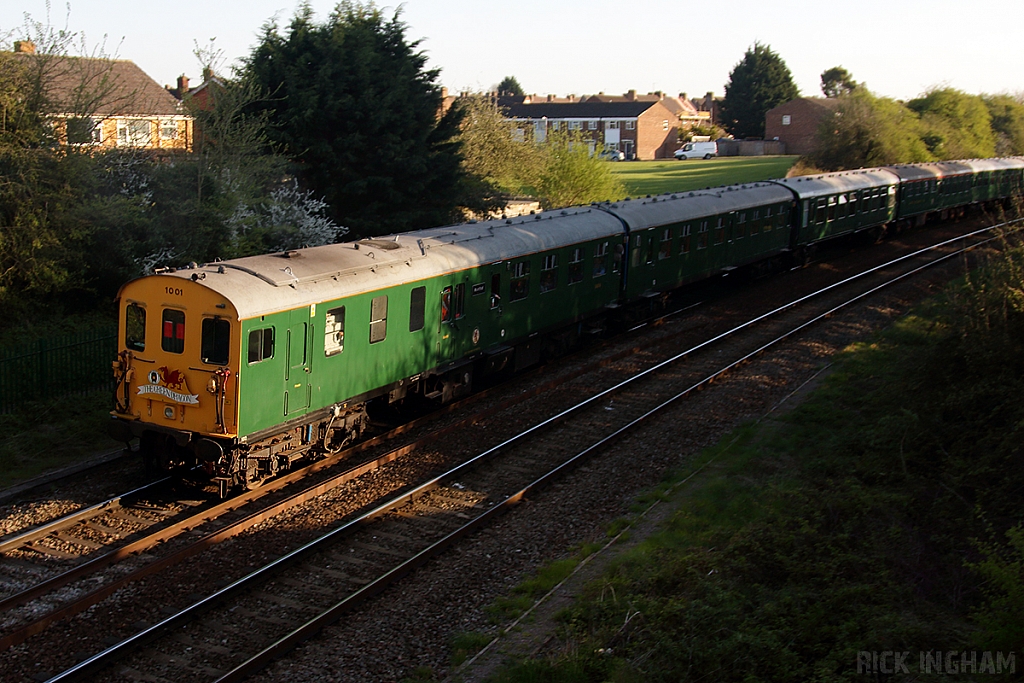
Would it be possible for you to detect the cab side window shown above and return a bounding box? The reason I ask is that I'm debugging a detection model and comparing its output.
[126,303,146,351]
[201,318,230,365]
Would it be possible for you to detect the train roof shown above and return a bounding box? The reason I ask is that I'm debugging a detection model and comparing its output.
[599,182,794,229]
[883,160,976,181]
[769,168,899,199]
[132,206,626,320]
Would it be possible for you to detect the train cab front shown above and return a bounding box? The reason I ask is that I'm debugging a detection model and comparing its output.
[109,272,241,477]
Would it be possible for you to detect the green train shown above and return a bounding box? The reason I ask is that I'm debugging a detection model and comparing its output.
[109,157,1024,490]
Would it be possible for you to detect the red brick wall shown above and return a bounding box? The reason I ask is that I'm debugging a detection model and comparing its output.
[637,102,679,160]
[764,98,837,156]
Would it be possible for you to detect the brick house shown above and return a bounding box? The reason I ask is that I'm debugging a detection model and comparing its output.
[764,97,840,156]
[502,99,681,160]
[9,40,192,152]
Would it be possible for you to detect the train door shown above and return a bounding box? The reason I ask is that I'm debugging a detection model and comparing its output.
[284,306,312,416]
[437,278,466,365]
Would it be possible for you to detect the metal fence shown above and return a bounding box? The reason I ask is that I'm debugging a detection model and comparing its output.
[0,326,117,414]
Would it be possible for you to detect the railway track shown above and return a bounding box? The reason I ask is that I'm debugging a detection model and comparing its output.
[26,218,1016,683]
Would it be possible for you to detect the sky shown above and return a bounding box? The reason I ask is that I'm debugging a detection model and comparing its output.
[1,0,1021,104]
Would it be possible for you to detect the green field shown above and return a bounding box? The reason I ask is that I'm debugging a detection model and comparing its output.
[610,155,800,198]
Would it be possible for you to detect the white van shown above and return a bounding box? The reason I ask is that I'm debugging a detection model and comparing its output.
[674,141,718,160]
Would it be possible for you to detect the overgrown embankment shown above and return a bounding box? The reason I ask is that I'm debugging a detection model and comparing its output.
[486,240,1024,682]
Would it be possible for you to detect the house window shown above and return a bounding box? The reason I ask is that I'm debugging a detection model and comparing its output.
[625,121,635,130]
[540,254,558,293]
[510,260,530,301]
[117,119,152,147]
[201,318,230,365]
[125,303,146,351]
[67,116,101,144]
[409,287,426,332]
[160,119,178,140]
[663,120,669,131]
[161,309,185,354]
[550,121,561,131]
[588,120,597,130]
[568,121,581,130]
[568,247,584,284]
[248,327,275,363]
[325,307,345,356]
[782,115,791,125]
[607,121,619,129]
[369,296,388,344]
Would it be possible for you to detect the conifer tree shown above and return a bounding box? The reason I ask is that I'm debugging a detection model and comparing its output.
[243,1,492,237]
[720,43,799,139]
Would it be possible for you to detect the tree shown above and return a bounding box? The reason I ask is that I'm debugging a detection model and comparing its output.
[984,94,1024,156]
[454,94,540,197]
[809,89,932,171]
[720,43,799,139]
[907,88,996,160]
[821,66,857,98]
[534,131,624,209]
[496,75,523,97]
[242,1,491,237]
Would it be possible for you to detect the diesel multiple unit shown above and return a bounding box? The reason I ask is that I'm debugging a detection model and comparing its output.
[110,157,1024,490]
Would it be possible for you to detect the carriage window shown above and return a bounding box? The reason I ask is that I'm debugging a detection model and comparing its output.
[490,273,501,308]
[161,309,185,354]
[441,287,452,323]
[593,242,608,278]
[540,254,558,293]
[201,318,230,365]
[735,213,746,239]
[453,283,465,319]
[681,224,692,254]
[324,307,345,356]
[409,287,426,332]
[126,303,146,351]
[248,327,275,363]
[369,296,388,344]
[713,217,724,245]
[659,229,672,260]
[568,247,584,284]
[698,221,709,250]
[510,260,530,301]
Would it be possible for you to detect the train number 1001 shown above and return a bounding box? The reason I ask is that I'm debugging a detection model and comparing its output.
[165,286,184,296]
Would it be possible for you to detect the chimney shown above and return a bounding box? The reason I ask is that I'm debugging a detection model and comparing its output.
[547,94,554,102]
[680,92,687,101]
[14,40,36,54]
[177,75,190,95]
[625,89,636,101]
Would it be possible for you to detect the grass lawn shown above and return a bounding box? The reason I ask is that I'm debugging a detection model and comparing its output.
[610,155,800,198]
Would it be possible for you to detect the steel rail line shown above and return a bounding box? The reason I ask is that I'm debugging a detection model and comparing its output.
[43,218,1018,683]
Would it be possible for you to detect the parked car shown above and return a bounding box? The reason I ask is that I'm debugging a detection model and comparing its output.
[599,148,625,161]
[674,141,718,160]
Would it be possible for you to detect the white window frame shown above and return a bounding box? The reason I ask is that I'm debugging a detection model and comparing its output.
[625,120,636,130]
[117,118,153,147]
[160,119,178,141]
